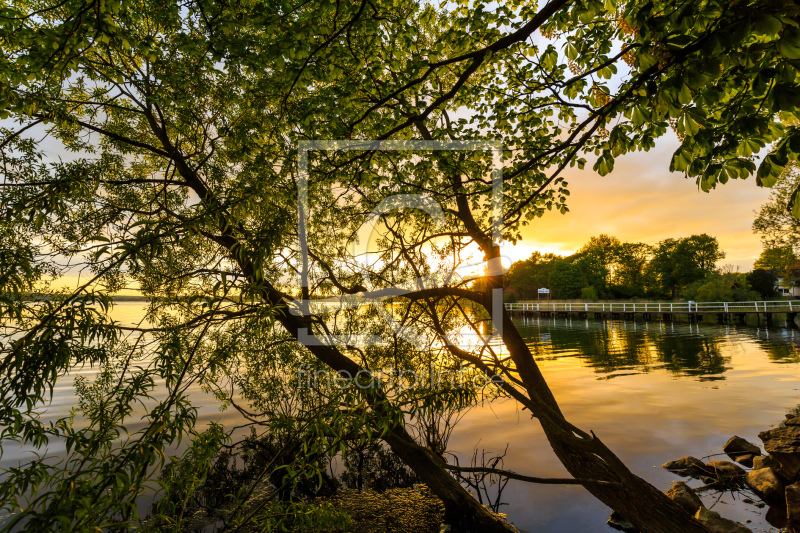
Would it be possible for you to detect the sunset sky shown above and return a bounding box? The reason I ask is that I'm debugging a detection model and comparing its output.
[505,134,772,271]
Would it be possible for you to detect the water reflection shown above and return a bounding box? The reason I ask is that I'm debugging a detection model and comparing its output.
[515,317,800,381]
[444,317,800,532]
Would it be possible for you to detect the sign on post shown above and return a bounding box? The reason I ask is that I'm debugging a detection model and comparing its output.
[538,288,550,302]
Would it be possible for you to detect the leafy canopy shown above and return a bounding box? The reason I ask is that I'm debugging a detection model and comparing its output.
[0,0,799,529]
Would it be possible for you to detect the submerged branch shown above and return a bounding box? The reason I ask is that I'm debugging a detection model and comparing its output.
[442,464,622,487]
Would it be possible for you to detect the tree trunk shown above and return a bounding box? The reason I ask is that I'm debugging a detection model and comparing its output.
[497,303,712,533]
[383,429,517,532]
[269,305,518,531]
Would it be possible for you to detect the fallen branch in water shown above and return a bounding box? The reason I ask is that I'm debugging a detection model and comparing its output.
[442,464,622,487]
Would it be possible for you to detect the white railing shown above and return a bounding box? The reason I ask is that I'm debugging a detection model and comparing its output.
[504,301,797,313]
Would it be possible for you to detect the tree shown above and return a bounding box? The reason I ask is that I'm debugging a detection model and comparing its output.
[753,162,800,253]
[686,234,726,273]
[747,269,778,299]
[683,272,760,302]
[504,252,561,299]
[1,0,798,531]
[753,246,800,291]
[754,246,799,271]
[576,234,621,292]
[610,242,653,298]
[649,235,725,298]
[548,260,584,299]
[753,164,800,291]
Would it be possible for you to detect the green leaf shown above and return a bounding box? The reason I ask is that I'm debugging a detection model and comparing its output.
[779,39,800,60]
[754,14,782,35]
[790,185,800,219]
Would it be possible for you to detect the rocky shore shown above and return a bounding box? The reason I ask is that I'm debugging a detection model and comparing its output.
[610,414,800,532]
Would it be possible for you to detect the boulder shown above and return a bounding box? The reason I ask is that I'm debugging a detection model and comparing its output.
[758,426,800,482]
[752,455,778,470]
[703,460,746,481]
[765,505,788,529]
[666,481,703,514]
[723,436,762,457]
[694,507,752,533]
[787,482,800,530]
[759,425,800,454]
[785,414,800,426]
[773,453,800,483]
[662,456,707,477]
[734,454,755,468]
[745,467,785,503]
[607,510,638,532]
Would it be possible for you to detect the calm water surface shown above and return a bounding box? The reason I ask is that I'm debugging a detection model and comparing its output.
[453,316,800,533]
[5,303,800,532]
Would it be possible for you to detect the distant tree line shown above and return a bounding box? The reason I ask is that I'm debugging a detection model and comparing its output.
[505,234,778,302]
[753,161,800,294]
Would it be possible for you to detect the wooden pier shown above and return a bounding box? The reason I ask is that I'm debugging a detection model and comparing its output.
[504,300,800,326]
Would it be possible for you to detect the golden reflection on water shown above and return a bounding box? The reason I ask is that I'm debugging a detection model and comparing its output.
[449,317,800,532]
[6,304,800,532]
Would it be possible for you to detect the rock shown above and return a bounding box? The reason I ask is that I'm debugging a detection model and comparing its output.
[745,467,785,503]
[694,507,752,533]
[787,482,800,530]
[759,425,800,454]
[662,456,707,477]
[758,426,800,481]
[772,453,800,483]
[752,455,778,470]
[607,510,638,532]
[765,505,787,529]
[734,454,755,468]
[703,460,746,481]
[723,436,762,457]
[666,481,703,514]
[786,414,800,426]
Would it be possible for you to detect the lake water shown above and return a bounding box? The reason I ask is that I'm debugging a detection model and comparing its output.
[4,302,800,532]
[454,315,800,533]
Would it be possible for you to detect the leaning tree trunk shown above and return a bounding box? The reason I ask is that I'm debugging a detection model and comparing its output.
[382,428,518,532]
[197,186,712,531]
[268,300,518,532]
[494,297,713,533]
